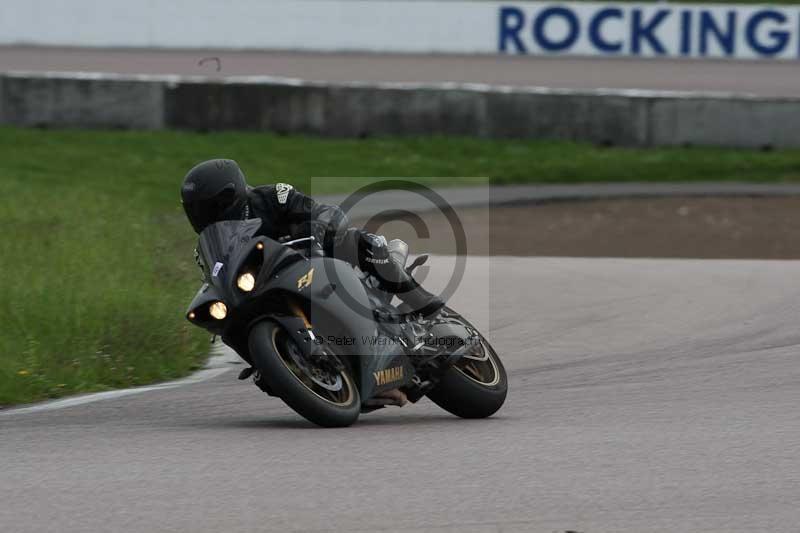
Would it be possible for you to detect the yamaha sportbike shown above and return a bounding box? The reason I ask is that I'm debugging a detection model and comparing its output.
[185,219,507,427]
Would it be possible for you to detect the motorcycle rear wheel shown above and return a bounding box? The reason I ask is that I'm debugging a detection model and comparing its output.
[249,321,361,428]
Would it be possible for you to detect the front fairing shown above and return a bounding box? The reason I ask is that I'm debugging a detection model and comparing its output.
[260,256,411,400]
[185,218,414,401]
[197,218,263,293]
[186,219,299,332]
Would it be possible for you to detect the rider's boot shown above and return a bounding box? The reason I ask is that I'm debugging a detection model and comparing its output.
[398,283,445,319]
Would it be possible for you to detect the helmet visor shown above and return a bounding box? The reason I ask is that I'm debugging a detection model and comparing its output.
[183,184,244,233]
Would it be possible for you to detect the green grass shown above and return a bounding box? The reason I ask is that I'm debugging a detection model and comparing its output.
[2,126,800,406]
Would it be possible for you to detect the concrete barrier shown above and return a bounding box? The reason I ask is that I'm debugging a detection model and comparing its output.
[648,96,800,148]
[2,73,165,129]
[2,71,799,148]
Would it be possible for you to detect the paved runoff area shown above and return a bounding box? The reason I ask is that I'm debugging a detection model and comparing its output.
[2,46,800,96]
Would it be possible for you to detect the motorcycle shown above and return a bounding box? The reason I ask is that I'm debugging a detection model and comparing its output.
[185,218,507,427]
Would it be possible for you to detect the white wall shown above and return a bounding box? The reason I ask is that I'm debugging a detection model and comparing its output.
[2,0,798,60]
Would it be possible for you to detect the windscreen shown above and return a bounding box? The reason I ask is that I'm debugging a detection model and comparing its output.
[197,218,263,284]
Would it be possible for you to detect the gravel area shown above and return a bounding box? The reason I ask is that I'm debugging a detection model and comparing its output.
[359,196,800,259]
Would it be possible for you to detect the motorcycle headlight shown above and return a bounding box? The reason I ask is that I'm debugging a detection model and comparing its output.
[237,272,256,292]
[209,301,228,320]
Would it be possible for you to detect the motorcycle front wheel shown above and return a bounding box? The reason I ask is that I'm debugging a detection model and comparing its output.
[248,321,361,428]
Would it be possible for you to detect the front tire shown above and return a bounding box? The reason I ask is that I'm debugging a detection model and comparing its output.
[248,321,361,428]
[427,310,508,419]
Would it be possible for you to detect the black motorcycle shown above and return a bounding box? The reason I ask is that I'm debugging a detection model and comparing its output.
[185,219,507,427]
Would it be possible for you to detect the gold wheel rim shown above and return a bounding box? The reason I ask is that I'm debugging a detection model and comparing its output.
[453,339,501,387]
[272,328,355,407]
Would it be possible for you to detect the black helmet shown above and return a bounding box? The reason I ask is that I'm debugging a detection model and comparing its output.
[181,159,249,233]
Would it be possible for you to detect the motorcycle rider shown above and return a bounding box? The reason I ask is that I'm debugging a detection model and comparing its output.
[180,159,445,406]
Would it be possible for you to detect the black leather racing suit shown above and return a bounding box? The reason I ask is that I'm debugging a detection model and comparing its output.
[243,183,442,316]
[246,183,358,261]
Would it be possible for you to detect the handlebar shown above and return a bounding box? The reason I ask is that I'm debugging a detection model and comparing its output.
[282,236,318,247]
[282,236,324,258]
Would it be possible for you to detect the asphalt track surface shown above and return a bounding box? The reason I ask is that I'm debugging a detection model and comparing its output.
[3,253,800,532]
[2,46,800,96]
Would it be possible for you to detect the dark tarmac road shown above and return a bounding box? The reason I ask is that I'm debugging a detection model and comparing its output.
[2,46,800,96]
[3,255,800,532]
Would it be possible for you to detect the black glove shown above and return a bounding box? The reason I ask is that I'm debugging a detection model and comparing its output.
[359,232,418,293]
[357,232,444,317]
[358,232,390,270]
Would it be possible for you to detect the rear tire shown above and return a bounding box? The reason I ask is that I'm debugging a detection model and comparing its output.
[249,321,360,428]
[427,310,508,419]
